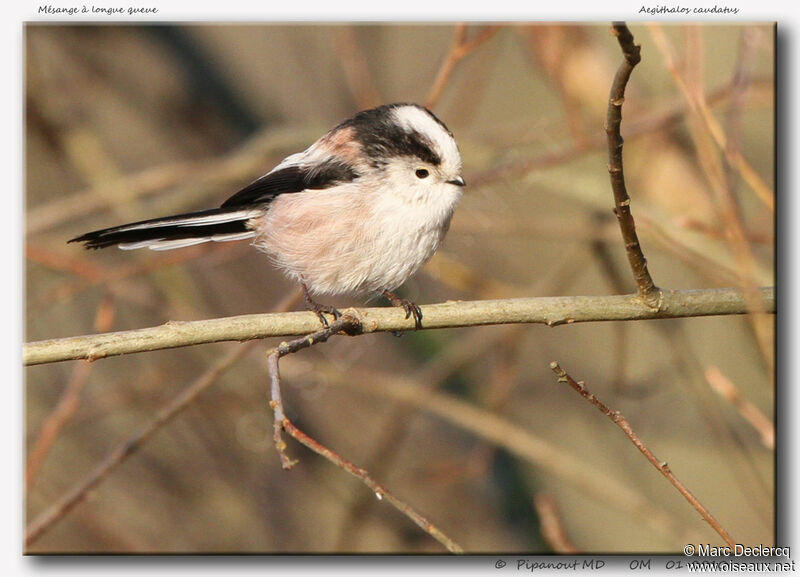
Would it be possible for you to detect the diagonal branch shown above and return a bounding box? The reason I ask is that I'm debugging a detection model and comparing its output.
[550,362,736,548]
[606,23,661,308]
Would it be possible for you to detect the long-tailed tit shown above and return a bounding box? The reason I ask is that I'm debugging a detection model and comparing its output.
[70,103,466,329]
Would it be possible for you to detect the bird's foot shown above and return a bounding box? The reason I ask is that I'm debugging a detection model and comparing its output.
[302,283,341,329]
[381,289,423,330]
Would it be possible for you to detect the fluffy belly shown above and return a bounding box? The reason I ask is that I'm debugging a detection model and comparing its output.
[251,189,453,295]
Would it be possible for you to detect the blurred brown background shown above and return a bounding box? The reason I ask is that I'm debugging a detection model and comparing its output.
[24,23,774,553]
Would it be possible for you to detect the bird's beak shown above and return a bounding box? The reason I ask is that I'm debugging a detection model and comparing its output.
[447,176,466,187]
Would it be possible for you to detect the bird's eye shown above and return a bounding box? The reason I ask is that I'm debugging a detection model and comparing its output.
[415,168,430,179]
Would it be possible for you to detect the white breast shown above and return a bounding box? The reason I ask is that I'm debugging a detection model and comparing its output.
[252,180,461,295]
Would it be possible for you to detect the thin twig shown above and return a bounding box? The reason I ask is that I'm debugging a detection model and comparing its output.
[426,24,500,109]
[606,23,660,308]
[267,313,362,469]
[24,287,776,366]
[550,362,736,548]
[282,418,464,554]
[265,312,464,554]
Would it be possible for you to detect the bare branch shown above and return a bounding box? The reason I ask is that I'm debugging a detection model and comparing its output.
[550,362,737,548]
[606,23,660,307]
[280,417,464,553]
[24,287,775,366]
[267,314,361,469]
[266,313,464,553]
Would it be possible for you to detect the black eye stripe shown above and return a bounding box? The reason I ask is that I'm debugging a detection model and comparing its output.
[395,130,441,166]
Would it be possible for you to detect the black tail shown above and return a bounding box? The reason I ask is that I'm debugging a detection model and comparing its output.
[69,207,260,251]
